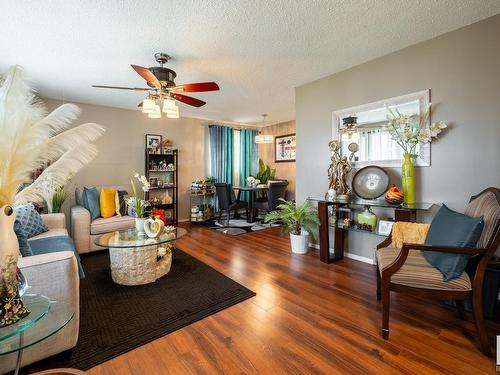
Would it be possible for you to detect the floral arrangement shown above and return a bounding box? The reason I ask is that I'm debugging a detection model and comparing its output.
[385,106,447,156]
[128,173,151,218]
[246,176,260,187]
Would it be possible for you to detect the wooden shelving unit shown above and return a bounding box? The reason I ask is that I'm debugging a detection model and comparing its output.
[145,150,178,225]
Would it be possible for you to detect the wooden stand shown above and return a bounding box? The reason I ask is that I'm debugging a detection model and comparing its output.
[318,200,425,263]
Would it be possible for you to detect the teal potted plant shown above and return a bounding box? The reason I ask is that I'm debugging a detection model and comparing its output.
[265,199,319,254]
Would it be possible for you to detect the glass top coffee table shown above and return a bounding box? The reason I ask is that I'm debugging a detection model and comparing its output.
[0,294,75,375]
[95,227,187,286]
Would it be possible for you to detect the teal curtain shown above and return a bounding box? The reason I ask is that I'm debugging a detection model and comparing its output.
[238,128,259,201]
[209,125,234,186]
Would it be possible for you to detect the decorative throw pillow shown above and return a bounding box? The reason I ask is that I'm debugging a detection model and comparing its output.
[13,203,49,238]
[100,188,117,218]
[14,219,33,257]
[423,204,484,281]
[82,187,101,220]
[115,190,128,216]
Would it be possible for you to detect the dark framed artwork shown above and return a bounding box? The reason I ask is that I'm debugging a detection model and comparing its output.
[275,133,296,162]
[145,134,162,154]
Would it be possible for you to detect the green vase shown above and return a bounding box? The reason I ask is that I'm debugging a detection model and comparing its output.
[401,154,415,205]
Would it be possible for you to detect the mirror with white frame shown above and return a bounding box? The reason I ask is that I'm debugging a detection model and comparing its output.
[332,90,431,168]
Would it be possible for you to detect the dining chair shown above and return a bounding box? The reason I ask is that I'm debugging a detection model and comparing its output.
[375,187,500,356]
[214,183,249,226]
[253,181,288,215]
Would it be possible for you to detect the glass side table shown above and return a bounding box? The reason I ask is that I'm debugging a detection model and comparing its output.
[0,294,74,375]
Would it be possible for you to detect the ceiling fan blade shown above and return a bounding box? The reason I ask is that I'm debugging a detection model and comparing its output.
[92,85,151,91]
[131,64,161,89]
[172,82,219,93]
[170,93,206,107]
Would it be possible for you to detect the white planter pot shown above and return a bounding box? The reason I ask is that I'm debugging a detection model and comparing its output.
[135,218,147,235]
[290,232,309,254]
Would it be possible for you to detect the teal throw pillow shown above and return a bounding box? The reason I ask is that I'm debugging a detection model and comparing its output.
[82,187,101,220]
[13,203,49,238]
[423,204,484,281]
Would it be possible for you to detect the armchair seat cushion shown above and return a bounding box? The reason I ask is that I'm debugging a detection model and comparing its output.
[377,247,471,291]
[90,215,135,235]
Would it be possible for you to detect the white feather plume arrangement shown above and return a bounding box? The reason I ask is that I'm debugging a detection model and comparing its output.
[0,65,105,207]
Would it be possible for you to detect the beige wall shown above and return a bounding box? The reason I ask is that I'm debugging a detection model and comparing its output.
[259,120,296,199]
[44,98,209,222]
[296,14,500,260]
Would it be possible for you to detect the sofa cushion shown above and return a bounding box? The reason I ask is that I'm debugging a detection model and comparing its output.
[30,228,69,240]
[377,247,471,291]
[14,203,49,238]
[82,187,101,220]
[91,215,135,235]
[100,188,117,218]
[423,204,484,281]
[29,235,85,278]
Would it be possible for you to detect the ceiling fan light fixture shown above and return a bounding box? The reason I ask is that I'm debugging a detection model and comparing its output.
[142,99,156,113]
[166,105,180,119]
[162,98,177,113]
[148,105,162,118]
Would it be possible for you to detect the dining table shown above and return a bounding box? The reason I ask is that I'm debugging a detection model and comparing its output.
[234,185,268,223]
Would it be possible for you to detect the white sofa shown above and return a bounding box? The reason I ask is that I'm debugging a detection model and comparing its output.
[71,185,135,253]
[0,214,79,375]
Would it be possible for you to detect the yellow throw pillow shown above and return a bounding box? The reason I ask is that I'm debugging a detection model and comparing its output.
[390,222,430,248]
[100,188,117,218]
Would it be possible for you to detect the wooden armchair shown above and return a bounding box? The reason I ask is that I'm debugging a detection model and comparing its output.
[375,187,500,356]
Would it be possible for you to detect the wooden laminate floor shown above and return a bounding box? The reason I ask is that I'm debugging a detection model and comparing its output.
[86,224,498,375]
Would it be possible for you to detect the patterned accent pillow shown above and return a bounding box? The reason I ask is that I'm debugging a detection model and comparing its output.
[116,190,128,216]
[14,203,49,238]
[14,219,33,256]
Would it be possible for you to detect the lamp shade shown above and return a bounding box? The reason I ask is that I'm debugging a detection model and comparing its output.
[162,98,177,113]
[166,104,180,119]
[255,134,273,144]
[148,105,162,118]
[142,99,156,113]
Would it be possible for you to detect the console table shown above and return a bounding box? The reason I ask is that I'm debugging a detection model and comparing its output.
[308,198,434,263]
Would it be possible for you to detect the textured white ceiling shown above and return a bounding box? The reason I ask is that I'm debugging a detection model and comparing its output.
[1,1,499,125]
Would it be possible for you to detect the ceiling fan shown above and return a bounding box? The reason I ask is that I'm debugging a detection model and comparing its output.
[92,52,219,118]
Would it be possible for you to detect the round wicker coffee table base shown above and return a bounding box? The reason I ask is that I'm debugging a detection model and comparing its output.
[109,245,173,286]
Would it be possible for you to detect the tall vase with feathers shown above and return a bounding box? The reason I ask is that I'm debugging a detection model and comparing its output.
[0,65,105,326]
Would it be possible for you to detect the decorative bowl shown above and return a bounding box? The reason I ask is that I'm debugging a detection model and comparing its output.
[352,166,390,200]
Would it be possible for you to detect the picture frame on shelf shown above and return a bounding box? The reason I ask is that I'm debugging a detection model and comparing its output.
[149,177,158,187]
[146,134,162,154]
[275,133,296,162]
[377,220,394,236]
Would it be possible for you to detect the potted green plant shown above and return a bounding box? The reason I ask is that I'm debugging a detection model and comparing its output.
[249,159,276,186]
[265,199,319,254]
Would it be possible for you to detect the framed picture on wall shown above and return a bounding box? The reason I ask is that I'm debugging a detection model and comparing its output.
[145,134,162,154]
[275,133,296,162]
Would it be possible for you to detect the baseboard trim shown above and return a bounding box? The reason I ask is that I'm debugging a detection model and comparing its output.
[308,243,374,265]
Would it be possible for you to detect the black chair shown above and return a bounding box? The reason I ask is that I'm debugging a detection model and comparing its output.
[253,181,288,215]
[214,183,249,226]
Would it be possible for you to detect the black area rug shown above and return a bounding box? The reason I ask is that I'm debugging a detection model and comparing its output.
[35,248,255,371]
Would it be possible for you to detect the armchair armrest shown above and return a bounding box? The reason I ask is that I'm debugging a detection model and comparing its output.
[41,213,66,230]
[377,234,392,250]
[71,205,91,253]
[382,242,486,279]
